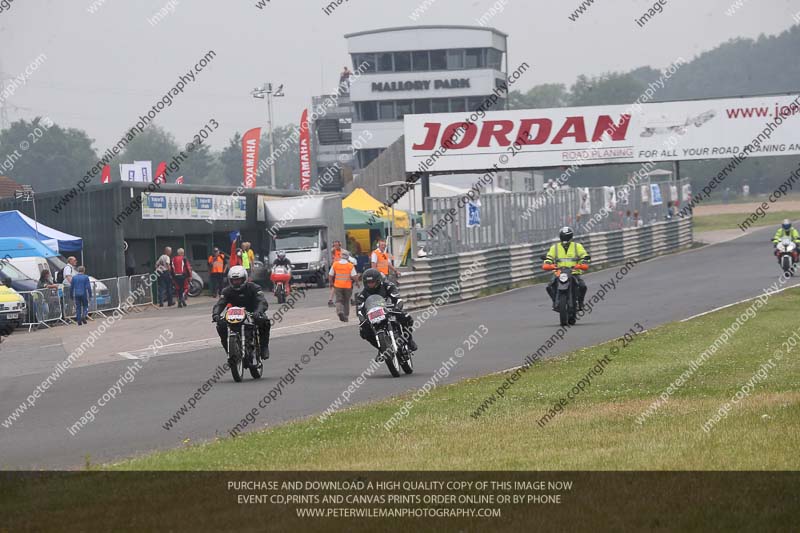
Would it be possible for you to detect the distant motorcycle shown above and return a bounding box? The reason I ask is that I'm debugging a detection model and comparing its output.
[362,294,413,377]
[543,254,589,327]
[774,237,798,276]
[224,305,263,382]
[270,266,291,304]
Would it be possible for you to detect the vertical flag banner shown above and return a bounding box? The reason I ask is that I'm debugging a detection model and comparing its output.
[101,165,111,184]
[154,161,167,184]
[242,127,261,189]
[299,109,311,191]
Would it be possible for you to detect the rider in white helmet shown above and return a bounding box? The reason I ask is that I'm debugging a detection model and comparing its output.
[212,266,271,359]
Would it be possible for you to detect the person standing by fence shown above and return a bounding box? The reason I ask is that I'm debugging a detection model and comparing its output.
[171,248,192,308]
[155,247,174,307]
[70,266,92,325]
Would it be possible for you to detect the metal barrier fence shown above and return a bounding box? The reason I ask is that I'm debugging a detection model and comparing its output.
[402,217,693,310]
[424,178,690,256]
[15,275,156,329]
[18,288,65,330]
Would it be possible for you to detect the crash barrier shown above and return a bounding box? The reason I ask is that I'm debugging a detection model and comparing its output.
[401,217,692,310]
[18,288,64,329]
[425,178,691,256]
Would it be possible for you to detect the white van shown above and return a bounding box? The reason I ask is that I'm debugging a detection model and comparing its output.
[8,257,112,306]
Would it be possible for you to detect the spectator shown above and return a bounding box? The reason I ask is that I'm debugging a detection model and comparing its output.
[62,256,77,285]
[155,246,174,307]
[243,242,255,277]
[124,245,136,276]
[339,66,352,92]
[37,270,58,290]
[208,247,226,298]
[171,248,192,308]
[240,243,252,280]
[70,266,92,326]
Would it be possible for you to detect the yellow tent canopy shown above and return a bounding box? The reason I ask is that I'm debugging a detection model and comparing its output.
[342,188,410,229]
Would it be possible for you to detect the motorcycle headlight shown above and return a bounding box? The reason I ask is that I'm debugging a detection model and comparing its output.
[559,273,569,282]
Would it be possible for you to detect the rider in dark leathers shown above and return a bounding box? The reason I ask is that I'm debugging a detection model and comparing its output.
[356,269,418,353]
[212,266,271,359]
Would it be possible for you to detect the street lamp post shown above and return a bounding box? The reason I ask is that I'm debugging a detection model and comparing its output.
[251,83,285,189]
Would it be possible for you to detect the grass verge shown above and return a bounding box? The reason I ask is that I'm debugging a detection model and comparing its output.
[693,210,800,233]
[107,288,800,471]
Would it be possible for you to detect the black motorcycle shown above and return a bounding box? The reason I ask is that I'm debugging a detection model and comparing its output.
[362,294,413,377]
[224,306,263,382]
[543,254,588,327]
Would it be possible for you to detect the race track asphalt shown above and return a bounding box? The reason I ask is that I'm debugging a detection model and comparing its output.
[1,225,796,469]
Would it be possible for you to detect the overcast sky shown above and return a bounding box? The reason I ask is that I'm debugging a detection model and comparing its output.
[1,0,797,153]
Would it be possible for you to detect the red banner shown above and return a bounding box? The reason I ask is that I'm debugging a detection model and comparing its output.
[299,109,311,191]
[242,127,261,189]
[154,161,167,184]
[101,165,111,184]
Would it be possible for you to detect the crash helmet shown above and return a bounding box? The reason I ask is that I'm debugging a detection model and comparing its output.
[782,219,792,231]
[559,226,574,243]
[362,268,382,293]
[228,265,248,290]
[277,250,286,259]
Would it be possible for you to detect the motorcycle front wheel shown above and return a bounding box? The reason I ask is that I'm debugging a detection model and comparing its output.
[400,353,414,375]
[228,333,244,383]
[558,294,569,327]
[378,331,400,377]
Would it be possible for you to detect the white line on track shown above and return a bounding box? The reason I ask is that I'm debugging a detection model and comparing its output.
[679,281,800,322]
[115,318,334,359]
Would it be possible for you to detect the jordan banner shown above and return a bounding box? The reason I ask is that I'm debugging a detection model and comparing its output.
[404,93,800,172]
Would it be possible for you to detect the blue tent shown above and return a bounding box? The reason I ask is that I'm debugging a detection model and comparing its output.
[0,210,83,252]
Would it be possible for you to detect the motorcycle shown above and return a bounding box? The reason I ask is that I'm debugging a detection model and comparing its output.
[270,266,291,304]
[224,305,263,382]
[362,294,413,377]
[188,271,204,297]
[775,237,798,276]
[543,255,588,327]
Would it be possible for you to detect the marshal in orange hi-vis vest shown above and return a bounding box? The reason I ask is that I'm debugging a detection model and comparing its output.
[372,249,392,275]
[332,261,355,289]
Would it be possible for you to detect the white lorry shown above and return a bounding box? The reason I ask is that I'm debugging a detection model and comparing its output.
[264,194,345,288]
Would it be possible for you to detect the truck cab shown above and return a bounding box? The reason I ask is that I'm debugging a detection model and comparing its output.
[269,228,328,287]
[263,194,345,289]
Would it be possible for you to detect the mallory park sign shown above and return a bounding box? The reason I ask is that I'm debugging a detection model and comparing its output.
[372,78,471,92]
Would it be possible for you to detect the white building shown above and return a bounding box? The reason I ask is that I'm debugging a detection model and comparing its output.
[345,25,509,169]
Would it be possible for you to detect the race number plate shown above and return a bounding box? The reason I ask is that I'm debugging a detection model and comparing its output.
[226,307,246,322]
[367,307,385,323]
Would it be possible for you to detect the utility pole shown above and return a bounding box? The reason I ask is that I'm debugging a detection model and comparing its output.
[251,83,285,189]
